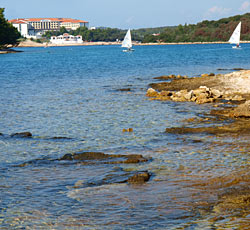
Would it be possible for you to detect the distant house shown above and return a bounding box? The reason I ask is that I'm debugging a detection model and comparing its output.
[9,18,89,38]
[50,33,83,44]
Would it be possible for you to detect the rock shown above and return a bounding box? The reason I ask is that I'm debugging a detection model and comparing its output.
[193,87,207,96]
[153,74,188,81]
[153,75,172,80]
[160,90,172,97]
[122,128,133,132]
[127,171,151,184]
[184,90,194,100]
[231,95,245,101]
[166,118,250,135]
[118,88,131,92]
[10,132,32,138]
[211,89,223,99]
[196,93,215,104]
[146,88,159,97]
[229,100,250,118]
[59,152,149,164]
[201,73,209,77]
[51,136,72,140]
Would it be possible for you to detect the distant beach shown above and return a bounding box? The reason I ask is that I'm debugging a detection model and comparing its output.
[16,39,250,48]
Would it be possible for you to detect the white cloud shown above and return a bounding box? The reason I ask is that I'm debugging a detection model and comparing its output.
[239,1,250,11]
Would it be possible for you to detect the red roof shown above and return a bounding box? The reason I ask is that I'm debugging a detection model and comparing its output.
[9,18,88,23]
[8,19,29,24]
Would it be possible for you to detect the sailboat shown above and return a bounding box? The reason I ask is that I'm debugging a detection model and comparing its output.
[228,21,241,49]
[122,29,134,52]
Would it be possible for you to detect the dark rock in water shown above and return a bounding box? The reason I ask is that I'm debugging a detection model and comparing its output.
[153,75,188,81]
[117,88,131,91]
[10,132,32,138]
[0,133,3,136]
[127,171,151,184]
[51,136,73,140]
[59,152,149,164]
[233,68,245,71]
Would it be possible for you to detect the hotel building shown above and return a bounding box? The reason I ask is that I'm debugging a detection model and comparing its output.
[9,18,89,38]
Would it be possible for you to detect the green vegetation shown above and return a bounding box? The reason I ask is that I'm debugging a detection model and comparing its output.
[142,13,250,43]
[43,27,143,42]
[39,13,250,44]
[0,8,20,49]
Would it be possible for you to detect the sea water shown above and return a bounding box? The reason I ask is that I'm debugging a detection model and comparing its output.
[0,44,250,229]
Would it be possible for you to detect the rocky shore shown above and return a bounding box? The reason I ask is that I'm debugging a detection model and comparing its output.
[147,70,250,134]
[147,70,250,226]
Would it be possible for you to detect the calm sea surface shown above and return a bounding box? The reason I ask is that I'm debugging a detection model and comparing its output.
[0,44,250,229]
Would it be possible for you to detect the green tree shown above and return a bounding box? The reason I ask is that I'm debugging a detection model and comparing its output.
[59,26,68,34]
[0,8,20,49]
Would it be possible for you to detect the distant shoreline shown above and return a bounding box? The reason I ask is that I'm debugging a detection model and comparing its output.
[16,40,250,48]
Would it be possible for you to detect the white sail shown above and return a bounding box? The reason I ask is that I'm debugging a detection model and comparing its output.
[122,29,132,49]
[228,22,241,44]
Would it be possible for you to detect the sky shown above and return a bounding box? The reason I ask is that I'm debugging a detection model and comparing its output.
[1,0,250,29]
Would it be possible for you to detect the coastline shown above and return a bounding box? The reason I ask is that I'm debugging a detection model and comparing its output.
[146,70,250,224]
[16,40,250,48]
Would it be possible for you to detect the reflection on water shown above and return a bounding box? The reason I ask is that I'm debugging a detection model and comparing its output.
[0,45,250,229]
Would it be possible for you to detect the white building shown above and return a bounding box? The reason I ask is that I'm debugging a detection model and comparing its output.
[50,33,83,44]
[9,18,89,38]
[10,19,38,38]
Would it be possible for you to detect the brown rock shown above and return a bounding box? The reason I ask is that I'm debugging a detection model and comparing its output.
[127,171,151,184]
[123,128,133,132]
[146,88,159,97]
[229,100,250,118]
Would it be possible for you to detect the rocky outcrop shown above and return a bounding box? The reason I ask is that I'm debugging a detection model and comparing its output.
[148,70,250,103]
[146,86,228,104]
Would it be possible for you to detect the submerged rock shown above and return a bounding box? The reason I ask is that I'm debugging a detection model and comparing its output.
[153,74,188,81]
[228,100,250,118]
[166,119,250,135]
[59,152,149,164]
[117,88,131,92]
[127,171,151,184]
[10,132,32,138]
[50,136,73,140]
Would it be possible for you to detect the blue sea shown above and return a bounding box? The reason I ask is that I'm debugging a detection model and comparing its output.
[0,44,250,229]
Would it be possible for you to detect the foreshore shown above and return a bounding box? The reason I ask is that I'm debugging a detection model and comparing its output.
[146,70,250,225]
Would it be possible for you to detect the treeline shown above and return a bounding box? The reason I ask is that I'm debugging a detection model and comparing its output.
[0,8,20,49]
[43,27,142,42]
[43,13,250,43]
[142,13,250,43]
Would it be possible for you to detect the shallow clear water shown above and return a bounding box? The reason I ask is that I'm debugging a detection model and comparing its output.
[0,44,250,229]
